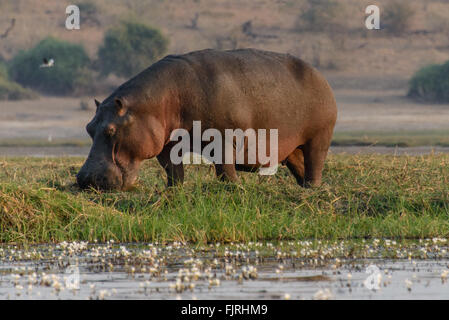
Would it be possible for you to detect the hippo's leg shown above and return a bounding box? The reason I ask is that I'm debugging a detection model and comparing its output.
[157,145,184,187]
[303,129,332,187]
[286,147,306,187]
[214,164,239,182]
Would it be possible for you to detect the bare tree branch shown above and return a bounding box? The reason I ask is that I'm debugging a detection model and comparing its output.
[0,18,15,39]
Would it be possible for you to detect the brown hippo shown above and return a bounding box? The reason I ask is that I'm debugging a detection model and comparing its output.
[77,48,337,190]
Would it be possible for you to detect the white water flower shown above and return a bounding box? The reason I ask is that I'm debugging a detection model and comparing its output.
[313,288,333,300]
[405,279,413,291]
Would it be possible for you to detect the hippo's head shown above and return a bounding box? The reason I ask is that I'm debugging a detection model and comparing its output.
[77,97,166,190]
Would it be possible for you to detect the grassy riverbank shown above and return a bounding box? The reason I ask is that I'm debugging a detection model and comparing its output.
[2,130,449,148]
[0,154,448,243]
[332,130,449,147]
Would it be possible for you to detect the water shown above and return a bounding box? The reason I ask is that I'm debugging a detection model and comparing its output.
[1,240,448,300]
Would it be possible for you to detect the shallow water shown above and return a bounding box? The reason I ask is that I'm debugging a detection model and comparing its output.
[1,241,448,300]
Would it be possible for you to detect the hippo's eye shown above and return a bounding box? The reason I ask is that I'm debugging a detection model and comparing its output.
[105,124,116,137]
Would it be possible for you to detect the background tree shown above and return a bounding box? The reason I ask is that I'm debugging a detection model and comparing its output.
[98,20,168,78]
[408,61,449,103]
[384,1,415,35]
[8,37,91,95]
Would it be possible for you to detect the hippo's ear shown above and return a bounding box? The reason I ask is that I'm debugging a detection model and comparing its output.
[94,99,101,112]
[115,97,127,117]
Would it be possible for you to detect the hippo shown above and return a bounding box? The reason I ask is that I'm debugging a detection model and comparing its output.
[77,48,337,190]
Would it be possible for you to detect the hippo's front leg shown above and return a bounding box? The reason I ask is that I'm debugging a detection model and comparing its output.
[157,144,184,187]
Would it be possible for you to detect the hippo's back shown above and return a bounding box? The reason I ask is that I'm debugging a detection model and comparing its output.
[177,48,309,91]
[171,49,336,136]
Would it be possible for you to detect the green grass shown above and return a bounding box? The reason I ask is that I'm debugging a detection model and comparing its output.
[332,130,449,147]
[0,154,448,244]
[2,130,449,148]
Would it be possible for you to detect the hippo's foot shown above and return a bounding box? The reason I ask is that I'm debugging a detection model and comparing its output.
[157,146,185,187]
[214,164,239,183]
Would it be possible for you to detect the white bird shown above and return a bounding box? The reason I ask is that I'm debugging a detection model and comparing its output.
[40,58,54,68]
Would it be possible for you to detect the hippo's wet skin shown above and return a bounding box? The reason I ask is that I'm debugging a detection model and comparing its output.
[77,49,337,190]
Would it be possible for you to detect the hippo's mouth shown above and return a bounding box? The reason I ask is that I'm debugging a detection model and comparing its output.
[111,144,139,190]
[76,161,124,191]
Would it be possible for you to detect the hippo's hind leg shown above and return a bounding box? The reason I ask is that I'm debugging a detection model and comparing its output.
[214,164,239,182]
[302,129,333,187]
[157,144,184,187]
[286,147,306,187]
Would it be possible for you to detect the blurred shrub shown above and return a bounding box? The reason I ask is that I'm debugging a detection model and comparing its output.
[294,0,343,32]
[79,100,91,111]
[77,1,101,26]
[0,59,37,100]
[0,58,7,79]
[408,61,449,103]
[384,1,415,35]
[8,37,92,95]
[0,77,37,100]
[98,20,168,78]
